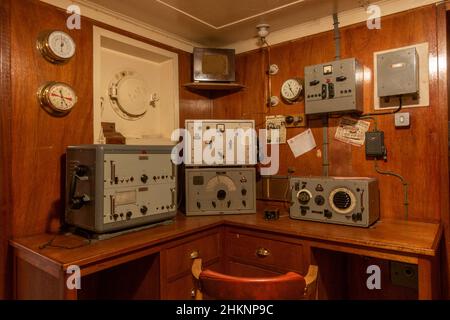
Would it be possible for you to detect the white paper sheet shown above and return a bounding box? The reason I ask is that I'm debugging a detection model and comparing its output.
[287,129,316,158]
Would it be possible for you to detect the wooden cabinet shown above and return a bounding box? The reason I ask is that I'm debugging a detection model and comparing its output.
[224,228,305,276]
[160,228,223,299]
[10,214,443,300]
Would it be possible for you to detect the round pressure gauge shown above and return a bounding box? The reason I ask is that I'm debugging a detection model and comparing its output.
[37,30,76,64]
[37,82,78,115]
[281,78,304,103]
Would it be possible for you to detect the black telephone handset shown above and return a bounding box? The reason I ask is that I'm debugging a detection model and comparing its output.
[69,165,91,210]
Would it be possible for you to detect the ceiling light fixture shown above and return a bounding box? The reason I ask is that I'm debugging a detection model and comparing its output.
[256,23,270,42]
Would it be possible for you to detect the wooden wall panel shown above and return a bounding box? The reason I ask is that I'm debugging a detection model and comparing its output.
[0,0,12,300]
[11,0,94,237]
[214,5,446,223]
[213,5,449,299]
[8,0,209,238]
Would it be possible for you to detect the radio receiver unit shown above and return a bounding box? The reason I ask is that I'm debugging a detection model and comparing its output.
[290,177,380,227]
[185,119,256,166]
[65,145,177,234]
[184,167,256,216]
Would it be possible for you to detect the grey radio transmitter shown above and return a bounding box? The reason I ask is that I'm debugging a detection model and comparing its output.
[65,145,177,234]
[290,177,380,227]
[184,167,256,216]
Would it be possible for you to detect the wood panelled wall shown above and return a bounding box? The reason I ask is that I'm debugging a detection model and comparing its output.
[1,0,449,299]
[213,5,450,298]
[215,5,446,223]
[0,0,209,298]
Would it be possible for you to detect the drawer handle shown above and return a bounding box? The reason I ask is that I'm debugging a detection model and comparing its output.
[190,250,200,259]
[256,247,271,258]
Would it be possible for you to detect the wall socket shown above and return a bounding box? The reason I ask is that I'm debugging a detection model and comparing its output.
[390,261,418,289]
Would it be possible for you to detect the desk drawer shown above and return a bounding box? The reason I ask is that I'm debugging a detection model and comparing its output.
[166,261,221,300]
[165,232,221,279]
[225,231,303,273]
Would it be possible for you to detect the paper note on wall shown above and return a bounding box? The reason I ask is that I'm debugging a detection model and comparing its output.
[287,129,317,158]
[335,117,370,147]
[266,115,287,144]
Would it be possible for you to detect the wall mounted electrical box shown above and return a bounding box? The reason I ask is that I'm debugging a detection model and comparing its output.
[365,131,387,159]
[377,47,419,97]
[374,43,429,110]
[304,58,363,115]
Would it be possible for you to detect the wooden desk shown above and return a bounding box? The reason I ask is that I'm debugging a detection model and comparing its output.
[10,213,442,300]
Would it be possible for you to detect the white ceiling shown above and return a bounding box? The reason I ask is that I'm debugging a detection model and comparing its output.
[81,0,374,47]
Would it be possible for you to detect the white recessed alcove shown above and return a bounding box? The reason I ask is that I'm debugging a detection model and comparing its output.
[93,26,179,145]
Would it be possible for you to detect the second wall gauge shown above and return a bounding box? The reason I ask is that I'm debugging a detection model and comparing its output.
[37,30,76,64]
[281,78,304,103]
[37,82,78,115]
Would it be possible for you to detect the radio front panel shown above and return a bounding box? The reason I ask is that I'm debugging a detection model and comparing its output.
[185,119,256,166]
[66,145,176,234]
[290,177,380,227]
[185,167,256,216]
[103,153,175,225]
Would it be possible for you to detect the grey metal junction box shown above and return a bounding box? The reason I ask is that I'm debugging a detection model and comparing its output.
[377,47,419,97]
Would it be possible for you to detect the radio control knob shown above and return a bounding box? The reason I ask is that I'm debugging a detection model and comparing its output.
[217,190,227,200]
[315,195,325,206]
[126,211,133,219]
[297,190,312,205]
[324,210,333,219]
[140,206,148,214]
[141,174,149,183]
[352,213,363,222]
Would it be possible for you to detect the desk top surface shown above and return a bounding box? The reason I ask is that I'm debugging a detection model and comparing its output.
[10,212,442,269]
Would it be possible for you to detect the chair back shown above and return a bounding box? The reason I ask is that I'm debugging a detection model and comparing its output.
[192,259,318,300]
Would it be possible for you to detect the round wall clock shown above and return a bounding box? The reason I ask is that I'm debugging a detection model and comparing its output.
[37,30,76,64]
[281,78,304,104]
[37,82,78,115]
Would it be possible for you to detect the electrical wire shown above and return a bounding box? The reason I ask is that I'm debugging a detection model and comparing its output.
[333,13,341,60]
[322,117,330,176]
[283,172,295,211]
[361,95,403,116]
[374,159,409,219]
[357,115,379,131]
[39,233,92,250]
[261,38,273,109]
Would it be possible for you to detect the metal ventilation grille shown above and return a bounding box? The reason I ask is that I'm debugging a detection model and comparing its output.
[333,191,352,210]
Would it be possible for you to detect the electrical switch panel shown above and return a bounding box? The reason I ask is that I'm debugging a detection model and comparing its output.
[304,58,363,115]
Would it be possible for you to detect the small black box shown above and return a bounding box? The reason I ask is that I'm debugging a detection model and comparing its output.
[365,131,386,158]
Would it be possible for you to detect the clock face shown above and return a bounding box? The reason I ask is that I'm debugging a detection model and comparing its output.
[38,82,78,115]
[47,31,76,59]
[37,30,76,64]
[281,78,304,103]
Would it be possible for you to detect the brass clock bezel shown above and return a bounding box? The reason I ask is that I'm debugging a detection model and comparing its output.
[280,78,305,104]
[37,81,78,116]
[36,30,76,64]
